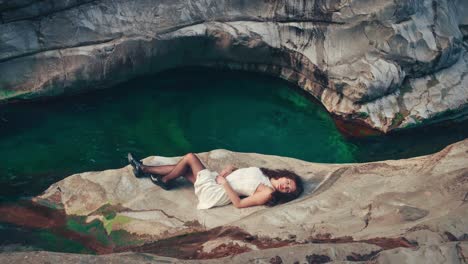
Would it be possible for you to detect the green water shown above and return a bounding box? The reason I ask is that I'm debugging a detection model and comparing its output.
[0,68,467,253]
[0,223,92,254]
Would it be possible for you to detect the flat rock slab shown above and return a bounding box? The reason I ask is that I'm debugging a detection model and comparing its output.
[35,150,328,240]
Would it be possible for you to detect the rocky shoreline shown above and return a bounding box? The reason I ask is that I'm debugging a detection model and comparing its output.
[0,139,466,263]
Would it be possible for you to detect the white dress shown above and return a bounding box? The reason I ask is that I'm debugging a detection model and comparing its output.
[194,167,273,209]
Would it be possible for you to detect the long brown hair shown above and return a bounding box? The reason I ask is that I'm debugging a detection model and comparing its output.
[260,168,304,206]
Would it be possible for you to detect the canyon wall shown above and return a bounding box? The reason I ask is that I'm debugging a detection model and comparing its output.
[1,0,467,132]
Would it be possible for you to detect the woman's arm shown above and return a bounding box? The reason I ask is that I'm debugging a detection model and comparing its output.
[219,164,238,178]
[216,176,271,208]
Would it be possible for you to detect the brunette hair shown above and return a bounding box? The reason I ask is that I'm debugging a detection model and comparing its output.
[260,168,304,206]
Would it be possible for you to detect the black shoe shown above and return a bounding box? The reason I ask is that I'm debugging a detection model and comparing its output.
[127,153,145,178]
[150,174,171,190]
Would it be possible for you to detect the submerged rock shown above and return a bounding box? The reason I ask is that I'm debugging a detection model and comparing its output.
[0,139,466,262]
[0,0,467,133]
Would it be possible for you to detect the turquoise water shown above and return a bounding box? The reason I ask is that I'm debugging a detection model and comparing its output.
[0,68,467,203]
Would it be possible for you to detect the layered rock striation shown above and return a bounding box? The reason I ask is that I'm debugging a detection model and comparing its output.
[1,0,467,132]
[1,139,467,262]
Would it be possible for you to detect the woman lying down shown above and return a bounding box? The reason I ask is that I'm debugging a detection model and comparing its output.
[128,152,303,209]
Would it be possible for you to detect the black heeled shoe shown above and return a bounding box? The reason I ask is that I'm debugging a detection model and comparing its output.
[150,174,171,190]
[127,153,145,178]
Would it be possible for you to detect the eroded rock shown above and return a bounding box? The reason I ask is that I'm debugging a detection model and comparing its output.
[0,0,467,133]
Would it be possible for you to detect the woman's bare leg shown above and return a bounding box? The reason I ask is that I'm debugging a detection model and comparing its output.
[142,164,195,183]
[142,164,177,175]
[158,153,205,184]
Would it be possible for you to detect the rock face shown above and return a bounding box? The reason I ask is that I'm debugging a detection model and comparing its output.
[1,0,467,132]
[1,139,466,262]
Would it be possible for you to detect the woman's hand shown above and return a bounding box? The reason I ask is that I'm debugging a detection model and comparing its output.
[216,175,227,185]
[219,164,237,178]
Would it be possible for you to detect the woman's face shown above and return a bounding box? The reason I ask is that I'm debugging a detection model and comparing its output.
[276,177,297,193]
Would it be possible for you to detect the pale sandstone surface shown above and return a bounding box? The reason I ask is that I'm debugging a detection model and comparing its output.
[1,0,467,132]
[0,139,461,263]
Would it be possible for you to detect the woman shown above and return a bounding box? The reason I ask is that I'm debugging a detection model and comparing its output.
[128,152,303,209]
